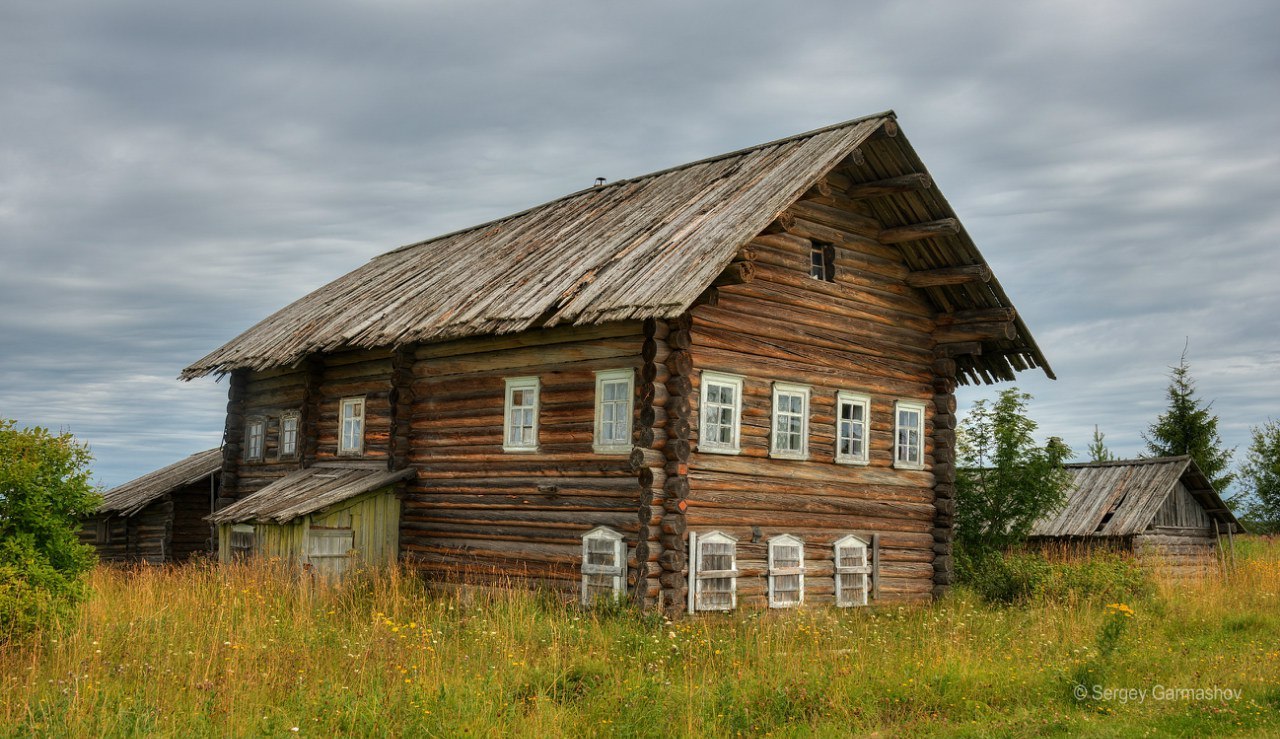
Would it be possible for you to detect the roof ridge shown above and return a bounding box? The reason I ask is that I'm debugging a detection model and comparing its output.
[382,111,896,258]
[1065,455,1191,469]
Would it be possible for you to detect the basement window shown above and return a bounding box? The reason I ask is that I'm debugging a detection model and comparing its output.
[768,534,805,608]
[894,400,926,469]
[700,372,743,454]
[834,535,872,607]
[770,382,810,460]
[339,397,365,455]
[809,242,835,282]
[593,369,634,454]
[244,418,265,462]
[503,377,540,452]
[581,526,625,604]
[691,531,738,612]
[836,392,871,465]
[279,411,300,459]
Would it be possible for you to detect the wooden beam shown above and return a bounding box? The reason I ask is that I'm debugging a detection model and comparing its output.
[934,321,1017,344]
[879,218,960,244]
[845,173,932,199]
[935,307,1016,326]
[711,261,755,287]
[870,120,899,139]
[905,264,991,288]
[841,148,865,168]
[802,180,833,200]
[934,341,983,358]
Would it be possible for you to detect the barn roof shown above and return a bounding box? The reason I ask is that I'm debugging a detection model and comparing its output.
[1031,456,1243,537]
[208,464,415,525]
[98,448,222,517]
[182,111,1051,386]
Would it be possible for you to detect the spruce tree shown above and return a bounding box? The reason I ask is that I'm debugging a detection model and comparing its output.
[1142,350,1235,491]
[1235,420,1280,533]
[1087,425,1116,463]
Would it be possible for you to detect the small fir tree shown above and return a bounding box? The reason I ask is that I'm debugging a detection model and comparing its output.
[1234,420,1280,533]
[1087,425,1116,463]
[1142,349,1235,491]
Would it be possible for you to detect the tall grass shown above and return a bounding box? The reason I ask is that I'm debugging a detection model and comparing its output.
[2,540,1278,737]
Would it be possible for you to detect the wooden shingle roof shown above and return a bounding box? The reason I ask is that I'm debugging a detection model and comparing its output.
[97,448,222,517]
[1031,456,1243,537]
[182,111,1051,385]
[208,464,415,525]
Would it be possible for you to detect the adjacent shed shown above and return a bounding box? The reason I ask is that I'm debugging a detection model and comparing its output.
[208,464,413,578]
[1030,456,1242,577]
[82,448,222,563]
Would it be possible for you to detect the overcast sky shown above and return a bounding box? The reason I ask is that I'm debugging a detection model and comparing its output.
[2,0,1277,489]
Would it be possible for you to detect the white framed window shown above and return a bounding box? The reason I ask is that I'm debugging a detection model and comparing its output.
[593,369,634,454]
[581,526,625,604]
[770,382,810,459]
[339,397,365,455]
[836,392,871,465]
[690,531,738,612]
[699,372,744,454]
[279,411,300,459]
[503,377,540,452]
[244,418,265,461]
[834,535,872,607]
[768,534,805,608]
[894,400,926,469]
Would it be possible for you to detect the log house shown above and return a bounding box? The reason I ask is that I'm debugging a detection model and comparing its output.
[182,111,1053,613]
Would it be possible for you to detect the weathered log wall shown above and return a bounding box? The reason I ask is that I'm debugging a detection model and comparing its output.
[232,365,308,496]
[80,499,173,564]
[683,187,944,609]
[401,323,648,597]
[315,349,395,463]
[1135,527,1219,580]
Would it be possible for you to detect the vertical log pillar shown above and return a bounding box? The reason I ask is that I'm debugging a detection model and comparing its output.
[634,318,671,610]
[658,315,693,617]
[389,346,415,472]
[301,356,324,469]
[931,370,958,599]
[218,370,248,506]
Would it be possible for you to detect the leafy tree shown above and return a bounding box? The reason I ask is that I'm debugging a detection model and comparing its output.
[1234,420,1280,533]
[1142,350,1235,491]
[955,388,1074,553]
[0,420,100,637]
[1087,425,1116,463]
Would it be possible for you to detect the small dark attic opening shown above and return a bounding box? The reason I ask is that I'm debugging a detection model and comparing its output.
[810,242,835,282]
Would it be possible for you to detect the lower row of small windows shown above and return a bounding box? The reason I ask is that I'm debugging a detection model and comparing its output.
[579,527,876,610]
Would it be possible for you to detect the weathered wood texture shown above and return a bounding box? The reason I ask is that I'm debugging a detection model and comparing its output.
[685,201,942,606]
[231,365,309,498]
[401,323,650,599]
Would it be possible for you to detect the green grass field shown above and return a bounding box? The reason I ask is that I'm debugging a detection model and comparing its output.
[2,539,1277,737]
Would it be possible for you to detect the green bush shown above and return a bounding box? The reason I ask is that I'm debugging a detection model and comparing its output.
[956,546,1151,605]
[0,420,100,638]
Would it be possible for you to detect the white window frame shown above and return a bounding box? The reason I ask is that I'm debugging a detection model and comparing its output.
[893,400,926,469]
[835,391,871,465]
[503,376,540,452]
[834,534,872,607]
[699,372,744,455]
[767,534,805,608]
[689,530,739,612]
[580,526,626,604]
[592,369,635,454]
[770,382,810,460]
[278,411,300,460]
[339,396,366,456]
[244,417,265,462]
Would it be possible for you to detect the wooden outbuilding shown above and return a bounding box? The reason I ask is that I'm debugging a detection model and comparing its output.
[1030,456,1243,577]
[181,111,1052,613]
[82,448,222,563]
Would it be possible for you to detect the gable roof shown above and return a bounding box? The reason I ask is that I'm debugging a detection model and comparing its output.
[1031,456,1243,537]
[97,448,222,517]
[208,464,415,525]
[182,111,1051,386]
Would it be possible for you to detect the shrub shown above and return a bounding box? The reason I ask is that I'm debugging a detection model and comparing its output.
[956,546,1151,605]
[0,420,100,638]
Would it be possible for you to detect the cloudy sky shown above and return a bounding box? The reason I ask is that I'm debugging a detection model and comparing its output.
[3,0,1277,489]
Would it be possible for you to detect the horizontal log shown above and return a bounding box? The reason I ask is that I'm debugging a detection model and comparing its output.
[933,321,1017,344]
[844,173,932,199]
[934,342,983,358]
[904,264,991,288]
[934,307,1017,326]
[712,261,756,287]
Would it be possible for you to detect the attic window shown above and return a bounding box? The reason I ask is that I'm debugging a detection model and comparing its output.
[810,242,835,282]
